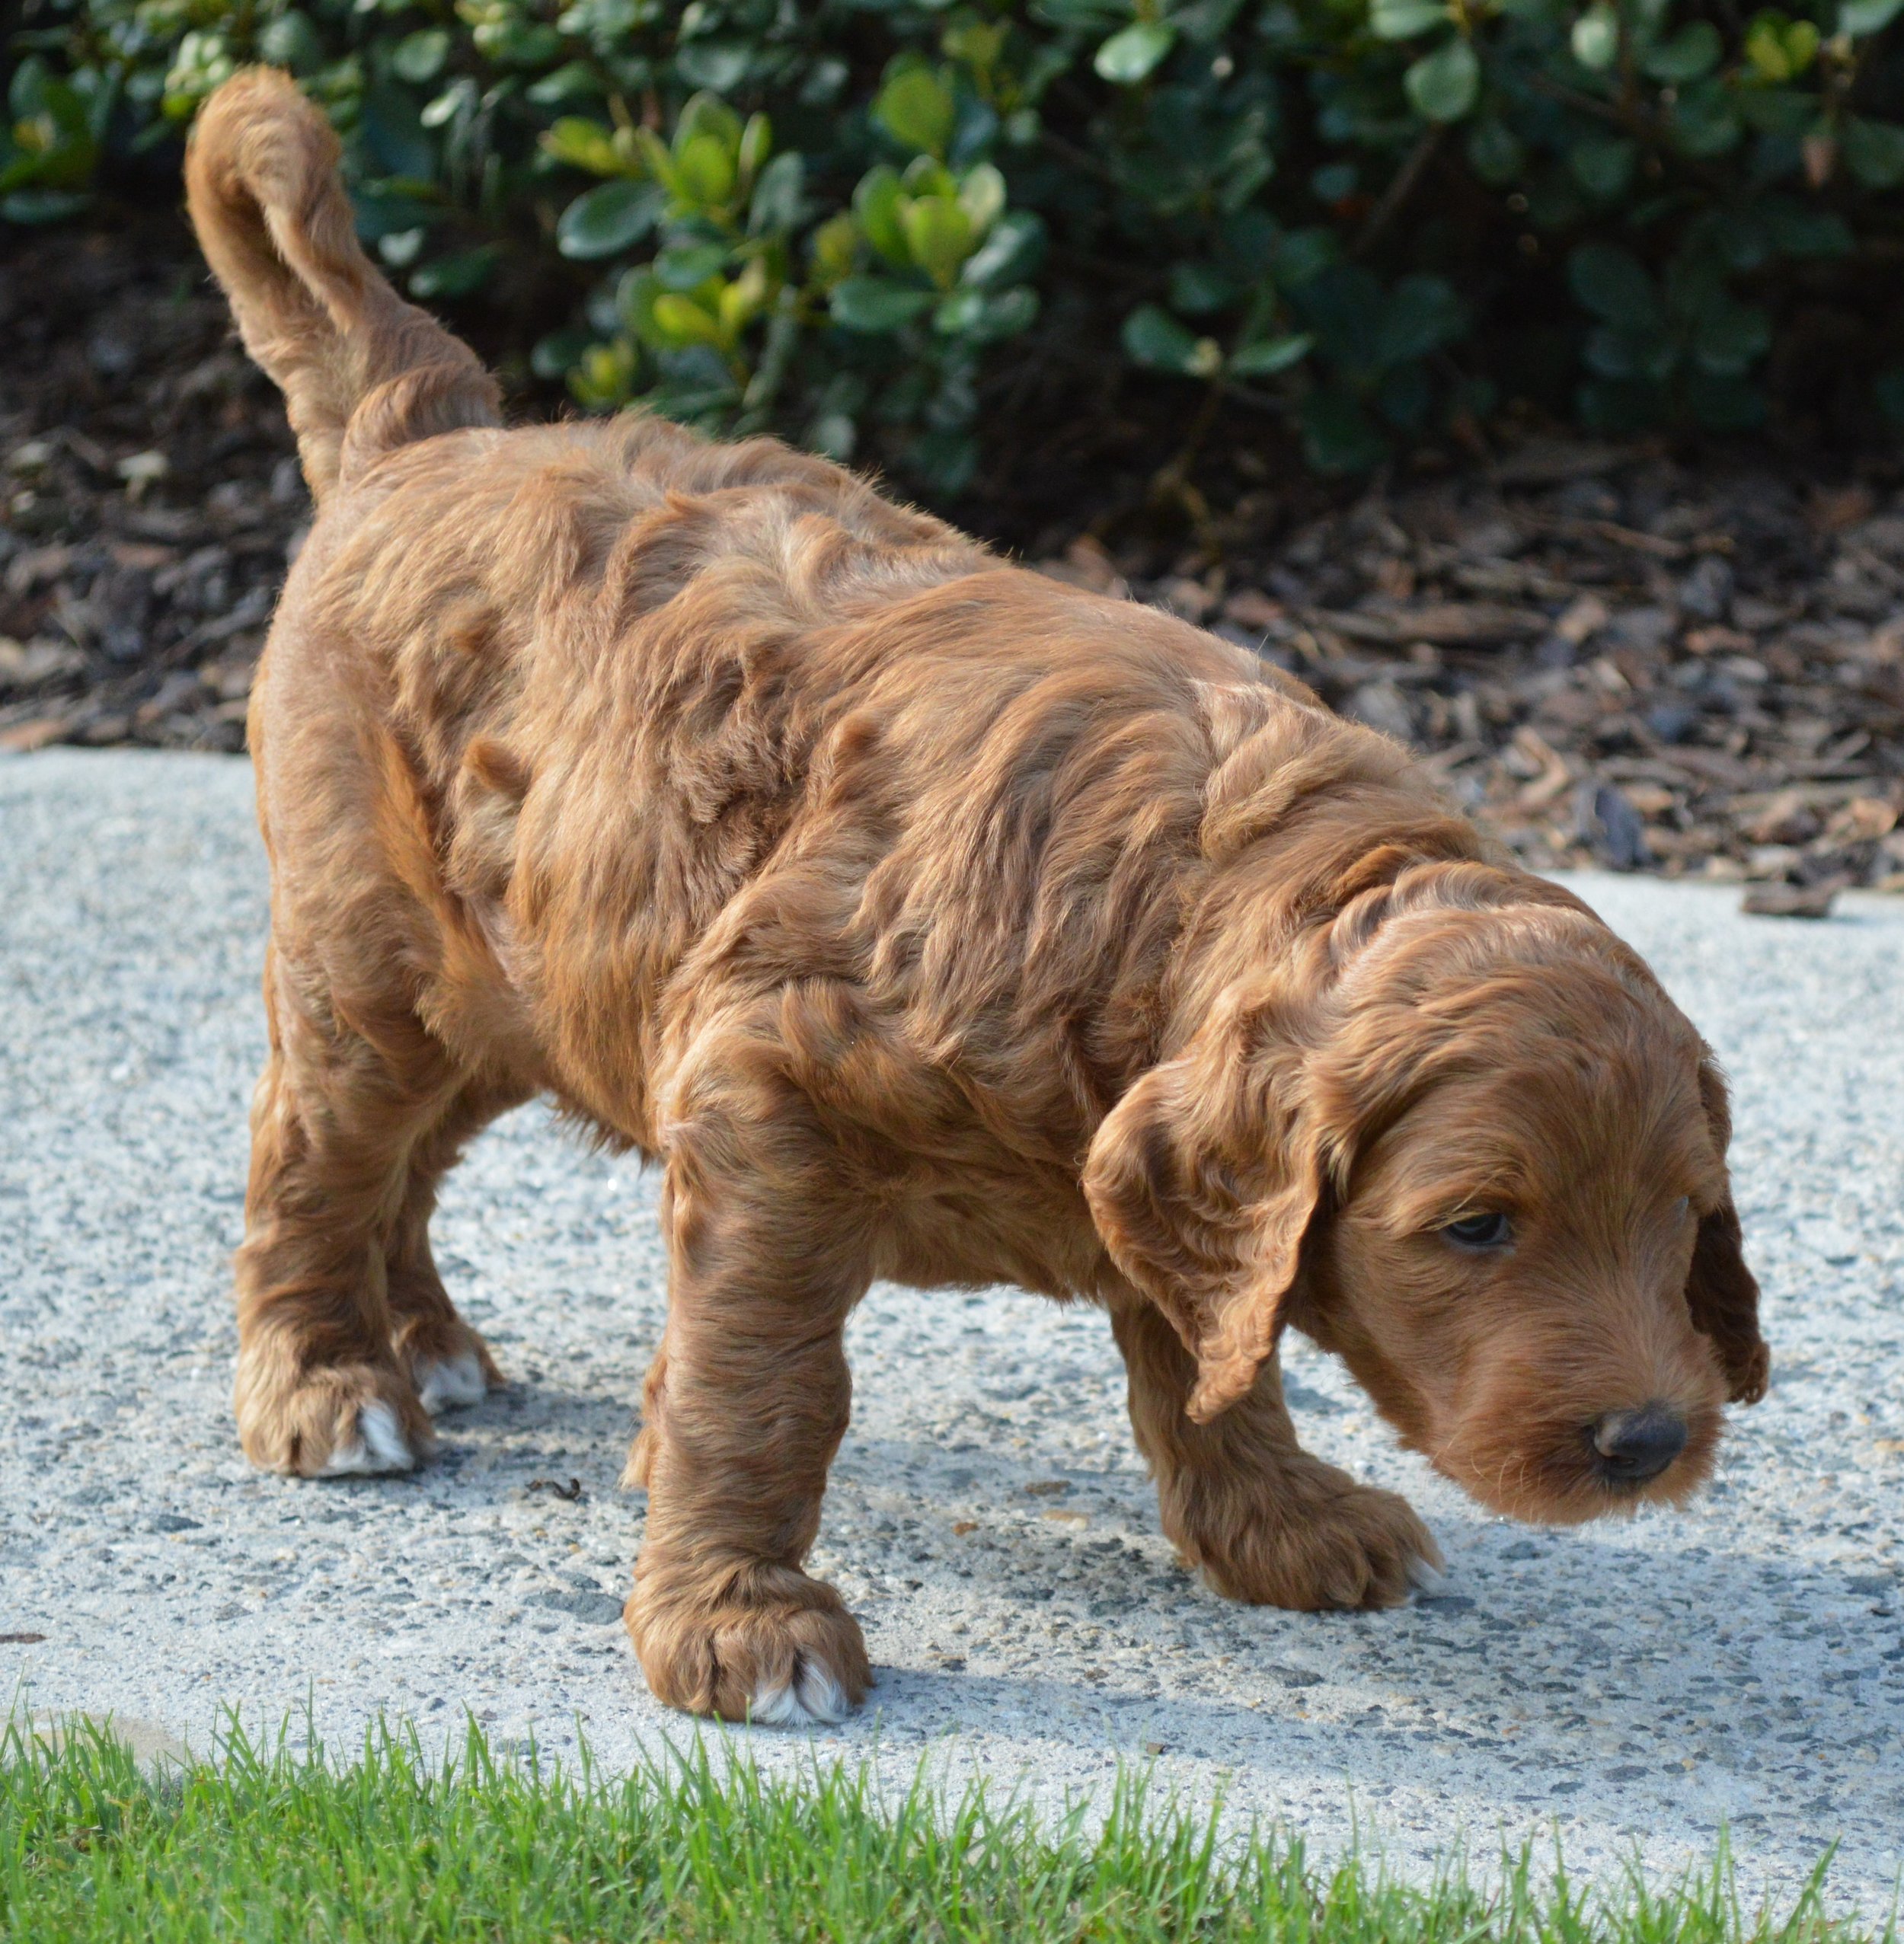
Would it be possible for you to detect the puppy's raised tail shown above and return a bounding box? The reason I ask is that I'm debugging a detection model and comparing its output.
[185,67,500,503]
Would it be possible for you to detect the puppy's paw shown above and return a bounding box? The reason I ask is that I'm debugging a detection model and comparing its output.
[235,1353,436,1479]
[627,1569,871,1725]
[392,1314,504,1416]
[1182,1470,1442,1612]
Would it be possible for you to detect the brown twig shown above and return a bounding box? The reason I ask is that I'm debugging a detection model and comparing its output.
[1354,126,1444,257]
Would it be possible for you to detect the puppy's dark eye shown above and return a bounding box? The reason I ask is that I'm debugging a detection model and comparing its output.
[1442,1211,1512,1250]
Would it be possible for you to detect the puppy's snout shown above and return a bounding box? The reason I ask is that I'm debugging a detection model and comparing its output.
[1589,1404,1687,1483]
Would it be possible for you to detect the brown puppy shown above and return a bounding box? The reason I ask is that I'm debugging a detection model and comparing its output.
[186,71,1768,1725]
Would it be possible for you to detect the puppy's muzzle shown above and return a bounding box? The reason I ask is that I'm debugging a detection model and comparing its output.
[1589,1404,1687,1485]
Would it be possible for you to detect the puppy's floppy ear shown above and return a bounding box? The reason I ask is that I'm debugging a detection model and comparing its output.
[1084,988,1327,1423]
[1687,1055,1769,1405]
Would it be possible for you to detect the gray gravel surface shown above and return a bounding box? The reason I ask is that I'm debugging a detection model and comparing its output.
[3,749,1902,1914]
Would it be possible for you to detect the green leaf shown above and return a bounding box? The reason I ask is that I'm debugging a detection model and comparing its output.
[2,187,89,222]
[1300,388,1388,473]
[1692,301,1771,377]
[1735,85,1814,137]
[1764,200,1853,257]
[654,241,729,290]
[1842,0,1904,33]
[1275,228,1340,289]
[1371,0,1451,37]
[1669,80,1743,157]
[1094,23,1177,84]
[1843,117,1904,188]
[1228,331,1312,375]
[899,196,976,288]
[957,162,1006,237]
[749,151,806,235]
[391,29,449,85]
[531,327,590,381]
[1685,369,1765,431]
[555,179,663,260]
[738,112,773,184]
[874,66,956,158]
[960,211,1046,289]
[1568,243,1663,333]
[908,428,979,495]
[853,167,911,267]
[1378,359,1433,429]
[933,286,1040,340]
[359,82,435,181]
[1745,15,1819,81]
[1311,161,1359,206]
[1169,260,1236,314]
[568,336,637,412]
[409,244,501,299]
[525,63,602,107]
[8,55,47,120]
[830,276,937,332]
[649,293,724,349]
[1569,136,1637,198]
[1375,275,1463,365]
[1404,39,1479,123]
[1570,2,1620,69]
[257,11,326,75]
[674,132,737,208]
[1465,120,1524,184]
[541,117,628,177]
[1641,21,1721,82]
[1579,375,1667,435]
[809,411,857,460]
[1121,305,1219,375]
[809,213,860,286]
[676,92,744,155]
[676,41,751,94]
[617,267,664,341]
[901,155,958,200]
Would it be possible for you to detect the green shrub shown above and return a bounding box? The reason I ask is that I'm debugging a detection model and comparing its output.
[8,0,1904,495]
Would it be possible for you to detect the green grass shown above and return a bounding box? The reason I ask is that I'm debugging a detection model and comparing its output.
[0,1713,1884,1943]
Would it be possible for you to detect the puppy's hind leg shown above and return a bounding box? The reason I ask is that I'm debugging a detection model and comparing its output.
[1111,1296,1442,1610]
[233,943,467,1478]
[384,1078,530,1415]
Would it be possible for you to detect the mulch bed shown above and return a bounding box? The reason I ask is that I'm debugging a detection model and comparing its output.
[5,215,1902,896]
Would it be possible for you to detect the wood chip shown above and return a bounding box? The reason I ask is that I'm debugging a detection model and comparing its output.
[0,717,71,752]
[1742,883,1839,918]
[1489,440,1640,486]
[1222,587,1283,630]
[1308,602,1548,646]
[1554,594,1610,645]
[1401,602,1550,644]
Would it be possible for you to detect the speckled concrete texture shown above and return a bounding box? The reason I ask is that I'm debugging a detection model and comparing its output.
[3,749,1901,1911]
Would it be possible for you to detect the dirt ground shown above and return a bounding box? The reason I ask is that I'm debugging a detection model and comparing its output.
[4,215,1902,893]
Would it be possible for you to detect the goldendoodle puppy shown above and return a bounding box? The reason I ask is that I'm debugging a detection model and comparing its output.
[186,69,1768,1725]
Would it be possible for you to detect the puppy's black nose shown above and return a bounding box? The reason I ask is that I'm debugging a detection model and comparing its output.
[1590,1406,1687,1483]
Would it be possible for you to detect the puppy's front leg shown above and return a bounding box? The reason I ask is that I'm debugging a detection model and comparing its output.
[625,1053,873,1725]
[1110,1298,1442,1610]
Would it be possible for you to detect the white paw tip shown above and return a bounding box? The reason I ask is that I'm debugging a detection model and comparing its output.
[416,1349,488,1413]
[749,1661,852,1727]
[317,1400,416,1476]
[1407,1556,1450,1597]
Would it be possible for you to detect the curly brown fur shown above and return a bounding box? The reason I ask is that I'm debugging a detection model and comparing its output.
[189,70,1768,1725]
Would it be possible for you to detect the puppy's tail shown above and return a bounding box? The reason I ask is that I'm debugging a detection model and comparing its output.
[184,68,500,503]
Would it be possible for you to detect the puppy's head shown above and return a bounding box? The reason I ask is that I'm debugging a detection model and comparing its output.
[1084,865,1767,1524]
